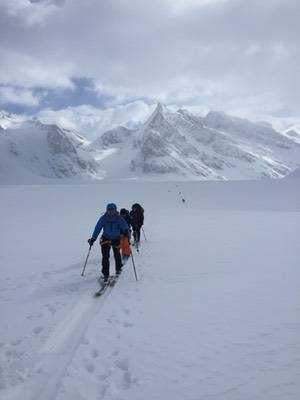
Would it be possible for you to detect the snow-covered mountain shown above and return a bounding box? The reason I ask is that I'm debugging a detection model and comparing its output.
[0,110,26,129]
[1,106,300,183]
[0,111,103,184]
[282,128,300,145]
[89,104,300,180]
[92,126,134,148]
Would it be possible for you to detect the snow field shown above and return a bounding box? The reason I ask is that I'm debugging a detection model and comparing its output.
[0,180,300,399]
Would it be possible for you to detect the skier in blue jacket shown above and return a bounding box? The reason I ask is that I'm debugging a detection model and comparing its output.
[88,203,129,281]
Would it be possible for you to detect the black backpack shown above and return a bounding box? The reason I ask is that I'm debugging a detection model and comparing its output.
[132,203,144,215]
[131,203,144,226]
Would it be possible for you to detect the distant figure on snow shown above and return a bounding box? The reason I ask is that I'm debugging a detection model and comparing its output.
[130,203,144,245]
[88,203,129,281]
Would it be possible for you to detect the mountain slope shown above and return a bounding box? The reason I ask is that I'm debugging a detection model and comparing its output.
[0,114,103,184]
[90,104,300,180]
[286,166,300,178]
[1,106,300,183]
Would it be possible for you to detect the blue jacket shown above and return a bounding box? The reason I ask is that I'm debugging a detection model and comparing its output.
[92,203,129,240]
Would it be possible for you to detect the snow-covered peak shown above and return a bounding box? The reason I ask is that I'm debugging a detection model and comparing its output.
[0,116,102,183]
[283,124,300,135]
[204,110,232,126]
[0,110,26,129]
[282,129,300,145]
[142,102,169,131]
[89,104,300,180]
[204,110,267,135]
[204,110,297,150]
[155,102,164,113]
[2,106,300,183]
[91,126,134,149]
[177,108,195,118]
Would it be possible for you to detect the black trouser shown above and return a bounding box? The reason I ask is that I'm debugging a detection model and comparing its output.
[101,237,122,277]
[132,225,141,243]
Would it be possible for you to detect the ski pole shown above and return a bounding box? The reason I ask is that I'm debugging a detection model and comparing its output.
[130,250,138,281]
[142,226,147,241]
[81,245,92,276]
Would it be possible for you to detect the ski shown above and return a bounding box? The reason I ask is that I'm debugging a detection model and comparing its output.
[94,272,121,296]
[109,273,121,287]
[94,277,112,297]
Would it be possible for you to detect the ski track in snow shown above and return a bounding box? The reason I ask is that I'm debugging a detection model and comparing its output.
[1,180,300,400]
[1,261,119,400]
[0,247,142,400]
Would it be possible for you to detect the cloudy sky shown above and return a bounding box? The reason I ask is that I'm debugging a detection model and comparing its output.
[1,0,299,137]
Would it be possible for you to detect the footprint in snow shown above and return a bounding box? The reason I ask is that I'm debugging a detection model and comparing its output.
[123,322,134,328]
[115,358,134,389]
[115,357,129,371]
[98,370,111,381]
[121,370,133,390]
[10,339,22,346]
[33,326,44,335]
[45,304,58,315]
[81,337,90,345]
[5,348,24,359]
[91,349,99,358]
[112,348,119,356]
[85,362,95,374]
[27,312,43,320]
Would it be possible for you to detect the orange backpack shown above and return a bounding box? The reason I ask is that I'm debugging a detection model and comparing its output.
[120,236,131,257]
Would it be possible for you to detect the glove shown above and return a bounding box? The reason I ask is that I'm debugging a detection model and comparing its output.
[88,237,96,246]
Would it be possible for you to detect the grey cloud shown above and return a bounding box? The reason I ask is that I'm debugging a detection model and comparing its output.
[1,0,300,118]
[29,0,66,5]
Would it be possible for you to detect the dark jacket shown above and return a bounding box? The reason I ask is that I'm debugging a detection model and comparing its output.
[120,209,131,226]
[130,203,144,228]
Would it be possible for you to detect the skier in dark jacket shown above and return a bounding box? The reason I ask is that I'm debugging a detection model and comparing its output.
[119,208,132,259]
[129,203,144,245]
[88,203,129,281]
[120,208,132,235]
